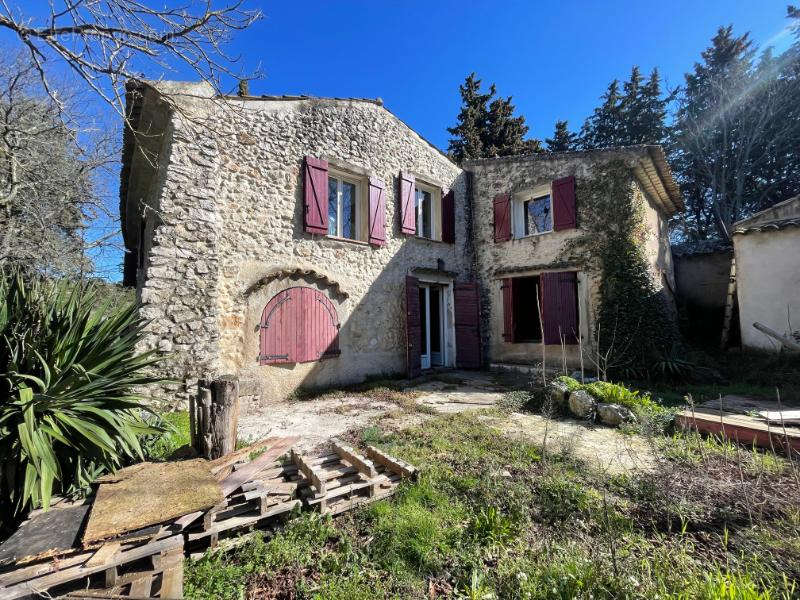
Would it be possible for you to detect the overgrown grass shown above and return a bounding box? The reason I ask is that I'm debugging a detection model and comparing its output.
[141,411,190,461]
[184,412,799,599]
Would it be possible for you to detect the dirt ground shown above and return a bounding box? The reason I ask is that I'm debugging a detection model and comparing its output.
[237,370,656,473]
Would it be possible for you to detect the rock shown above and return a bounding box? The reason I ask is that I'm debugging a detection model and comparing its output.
[597,403,635,427]
[568,389,596,420]
[547,380,571,409]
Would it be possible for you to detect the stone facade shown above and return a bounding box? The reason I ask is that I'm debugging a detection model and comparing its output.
[121,82,682,406]
[464,148,681,368]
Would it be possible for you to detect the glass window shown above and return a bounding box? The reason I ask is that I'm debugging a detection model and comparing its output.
[523,194,552,235]
[416,187,432,239]
[328,176,359,240]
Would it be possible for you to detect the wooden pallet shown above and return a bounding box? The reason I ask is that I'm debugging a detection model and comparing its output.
[0,533,183,600]
[294,441,417,515]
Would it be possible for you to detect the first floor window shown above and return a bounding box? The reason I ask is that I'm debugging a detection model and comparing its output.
[328,175,358,239]
[522,194,552,236]
[416,187,432,238]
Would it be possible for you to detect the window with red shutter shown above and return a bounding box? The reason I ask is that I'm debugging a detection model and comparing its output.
[259,287,340,365]
[552,176,577,231]
[304,157,329,234]
[368,177,386,246]
[540,271,579,344]
[493,193,511,242]
[441,189,455,244]
[405,276,421,378]
[501,278,515,341]
[399,172,416,235]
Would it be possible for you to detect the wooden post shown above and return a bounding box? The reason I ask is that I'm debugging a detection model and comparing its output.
[193,375,239,460]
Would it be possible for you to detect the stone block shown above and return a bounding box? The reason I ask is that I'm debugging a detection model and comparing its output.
[568,389,596,421]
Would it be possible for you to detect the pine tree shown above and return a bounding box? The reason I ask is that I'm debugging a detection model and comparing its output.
[580,79,624,149]
[448,74,541,161]
[545,120,579,152]
[446,73,494,162]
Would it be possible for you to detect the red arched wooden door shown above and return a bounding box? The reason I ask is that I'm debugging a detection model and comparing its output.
[258,287,340,365]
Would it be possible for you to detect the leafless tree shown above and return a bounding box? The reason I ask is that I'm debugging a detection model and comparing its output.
[0,1,261,118]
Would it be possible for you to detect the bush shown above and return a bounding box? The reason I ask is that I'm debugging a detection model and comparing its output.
[0,271,162,523]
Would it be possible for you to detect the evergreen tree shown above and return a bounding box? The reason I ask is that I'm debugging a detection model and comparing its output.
[545,120,579,152]
[448,74,541,161]
[446,73,494,162]
[579,79,624,149]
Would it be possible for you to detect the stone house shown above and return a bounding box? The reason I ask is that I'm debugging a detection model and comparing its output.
[732,195,800,351]
[120,81,682,405]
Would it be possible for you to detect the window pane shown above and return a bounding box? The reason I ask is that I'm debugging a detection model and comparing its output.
[416,188,432,238]
[341,181,356,239]
[328,178,338,236]
[525,195,552,235]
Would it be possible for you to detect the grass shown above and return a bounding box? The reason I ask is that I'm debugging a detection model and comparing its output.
[183,411,800,599]
[142,411,190,461]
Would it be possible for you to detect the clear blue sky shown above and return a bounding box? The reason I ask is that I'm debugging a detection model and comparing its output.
[4,1,795,280]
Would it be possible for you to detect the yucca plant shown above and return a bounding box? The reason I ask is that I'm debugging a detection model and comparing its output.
[0,270,163,525]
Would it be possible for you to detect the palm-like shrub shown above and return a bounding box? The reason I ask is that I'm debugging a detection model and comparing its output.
[0,271,163,523]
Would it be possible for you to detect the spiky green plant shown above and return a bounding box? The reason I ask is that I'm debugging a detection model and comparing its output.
[0,270,163,523]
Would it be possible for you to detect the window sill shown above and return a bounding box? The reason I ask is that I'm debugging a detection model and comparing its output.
[325,235,371,247]
[514,231,553,240]
[412,235,447,244]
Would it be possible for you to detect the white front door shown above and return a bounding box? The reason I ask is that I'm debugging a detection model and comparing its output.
[418,285,444,370]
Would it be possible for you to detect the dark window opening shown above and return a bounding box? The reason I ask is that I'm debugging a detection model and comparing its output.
[513,276,542,342]
[137,217,147,269]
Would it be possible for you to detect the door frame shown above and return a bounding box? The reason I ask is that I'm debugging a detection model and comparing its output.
[416,274,455,369]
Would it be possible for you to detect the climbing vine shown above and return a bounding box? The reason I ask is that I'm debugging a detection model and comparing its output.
[560,160,681,378]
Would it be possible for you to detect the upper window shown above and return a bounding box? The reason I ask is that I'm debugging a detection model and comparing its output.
[514,187,553,238]
[327,172,364,240]
[415,182,440,240]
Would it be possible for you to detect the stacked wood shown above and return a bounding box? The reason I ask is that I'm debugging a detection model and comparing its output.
[190,376,240,460]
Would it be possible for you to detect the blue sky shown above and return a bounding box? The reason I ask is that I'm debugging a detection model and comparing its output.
[4,1,795,280]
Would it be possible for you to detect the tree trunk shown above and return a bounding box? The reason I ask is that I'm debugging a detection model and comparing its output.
[192,375,239,459]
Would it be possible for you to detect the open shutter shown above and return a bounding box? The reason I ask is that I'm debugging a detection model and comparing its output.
[405,276,422,378]
[441,189,455,244]
[304,156,329,234]
[540,271,579,345]
[259,288,297,364]
[454,282,481,368]
[501,278,515,342]
[399,171,416,235]
[493,193,511,242]
[552,176,576,231]
[368,177,386,246]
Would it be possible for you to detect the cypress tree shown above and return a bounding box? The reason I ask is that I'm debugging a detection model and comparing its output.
[545,120,579,152]
[580,79,624,149]
[484,95,542,157]
[446,73,494,163]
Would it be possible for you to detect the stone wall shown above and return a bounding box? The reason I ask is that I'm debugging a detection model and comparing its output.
[127,88,470,405]
[465,150,676,368]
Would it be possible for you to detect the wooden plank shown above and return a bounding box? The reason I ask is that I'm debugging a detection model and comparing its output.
[219,436,298,496]
[331,440,378,477]
[290,448,326,495]
[186,500,300,541]
[208,439,276,477]
[758,410,800,425]
[0,535,183,599]
[0,503,90,565]
[128,572,153,597]
[365,446,417,479]
[677,411,800,454]
[159,562,183,599]
[84,541,121,569]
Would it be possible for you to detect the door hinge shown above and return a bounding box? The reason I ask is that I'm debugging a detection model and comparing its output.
[258,354,289,361]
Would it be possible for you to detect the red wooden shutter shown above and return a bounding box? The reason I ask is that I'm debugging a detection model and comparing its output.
[540,271,579,345]
[368,177,386,246]
[454,282,481,368]
[552,176,576,231]
[405,276,422,378]
[259,288,297,364]
[304,156,329,235]
[501,278,515,342]
[259,287,340,364]
[441,189,455,244]
[399,171,416,235]
[493,193,511,242]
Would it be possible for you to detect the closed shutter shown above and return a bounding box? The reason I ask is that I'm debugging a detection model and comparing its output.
[259,287,340,364]
[405,276,422,378]
[304,156,329,234]
[493,193,511,242]
[454,282,481,368]
[441,189,455,244]
[552,176,576,231]
[368,176,386,246]
[501,278,515,341]
[540,271,579,345]
[399,171,416,235]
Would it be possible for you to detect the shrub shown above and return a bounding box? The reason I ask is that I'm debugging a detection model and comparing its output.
[0,271,162,522]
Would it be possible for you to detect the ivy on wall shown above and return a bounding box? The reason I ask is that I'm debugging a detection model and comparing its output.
[560,160,681,378]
